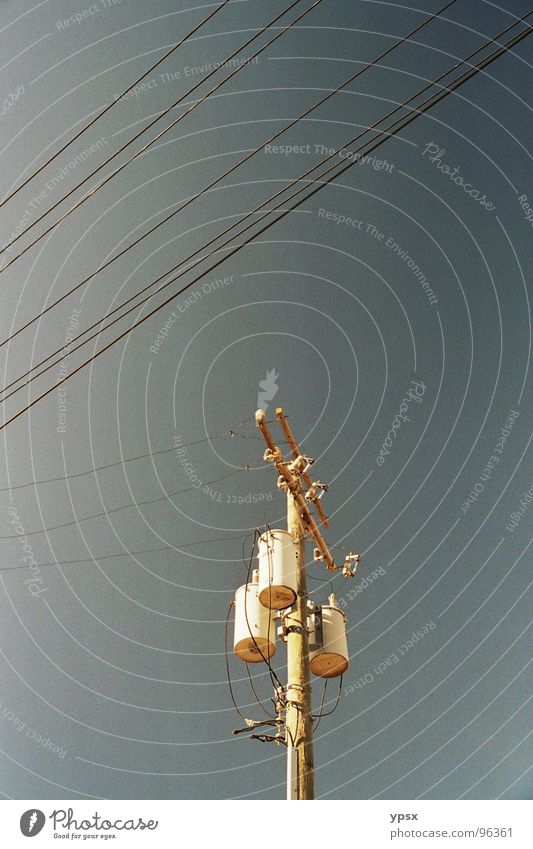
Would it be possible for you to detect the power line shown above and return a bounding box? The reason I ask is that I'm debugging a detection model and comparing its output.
[0,0,320,274]
[0,0,458,361]
[312,675,343,731]
[225,601,248,721]
[1,3,517,407]
[245,662,277,718]
[2,16,523,419]
[0,466,256,540]
[0,532,251,573]
[0,0,233,209]
[0,417,256,491]
[2,16,531,432]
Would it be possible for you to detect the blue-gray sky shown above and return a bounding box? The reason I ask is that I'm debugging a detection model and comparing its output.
[0,0,531,800]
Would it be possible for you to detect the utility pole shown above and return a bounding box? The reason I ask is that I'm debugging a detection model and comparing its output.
[230,407,360,800]
[285,488,314,799]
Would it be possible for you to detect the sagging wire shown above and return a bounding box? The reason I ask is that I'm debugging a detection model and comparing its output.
[0,531,251,574]
[312,679,328,732]
[245,663,276,718]
[0,414,258,491]
[0,468,253,541]
[224,600,248,722]
[313,675,343,733]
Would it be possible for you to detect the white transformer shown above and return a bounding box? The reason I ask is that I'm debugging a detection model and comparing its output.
[257,528,298,610]
[309,594,349,678]
[233,571,276,663]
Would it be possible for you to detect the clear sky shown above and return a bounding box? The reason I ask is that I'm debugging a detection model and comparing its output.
[0,0,531,800]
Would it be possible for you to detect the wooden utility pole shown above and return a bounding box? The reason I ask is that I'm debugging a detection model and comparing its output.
[253,406,359,800]
[285,490,314,799]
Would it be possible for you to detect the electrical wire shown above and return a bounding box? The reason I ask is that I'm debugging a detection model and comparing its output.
[312,679,328,731]
[245,662,276,718]
[312,674,343,729]
[0,466,256,540]
[2,16,531,431]
[0,0,321,273]
[0,416,256,491]
[0,533,251,573]
[3,6,525,404]
[0,0,459,362]
[225,600,248,721]
[0,0,233,209]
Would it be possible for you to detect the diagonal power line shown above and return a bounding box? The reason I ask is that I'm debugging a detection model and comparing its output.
[0,0,460,384]
[2,5,524,410]
[0,0,320,274]
[1,14,531,432]
[0,0,234,208]
[0,416,258,491]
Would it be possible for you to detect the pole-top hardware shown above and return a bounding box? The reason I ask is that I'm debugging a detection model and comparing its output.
[342,552,360,578]
[288,454,314,476]
[263,446,282,463]
[305,480,328,503]
[255,407,361,576]
[233,718,277,734]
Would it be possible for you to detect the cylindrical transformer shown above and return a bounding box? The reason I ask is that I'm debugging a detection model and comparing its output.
[257,528,298,610]
[309,594,349,678]
[233,575,276,663]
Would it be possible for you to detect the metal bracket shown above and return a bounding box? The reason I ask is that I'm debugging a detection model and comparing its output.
[343,552,361,578]
[233,719,276,735]
[308,606,323,651]
[263,447,282,463]
[250,733,287,745]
